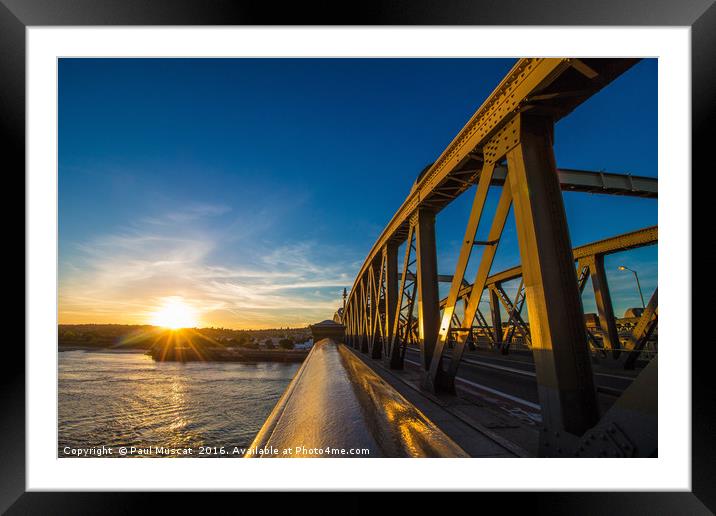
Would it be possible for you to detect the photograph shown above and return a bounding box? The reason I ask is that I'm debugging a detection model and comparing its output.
[57,57,658,459]
[4,0,711,507]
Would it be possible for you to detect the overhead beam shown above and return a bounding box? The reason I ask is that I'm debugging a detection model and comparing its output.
[439,166,658,198]
[497,167,657,198]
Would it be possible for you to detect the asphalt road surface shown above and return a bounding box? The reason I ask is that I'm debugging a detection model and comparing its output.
[403,347,637,415]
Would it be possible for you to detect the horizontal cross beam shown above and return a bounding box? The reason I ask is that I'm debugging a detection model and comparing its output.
[439,225,657,308]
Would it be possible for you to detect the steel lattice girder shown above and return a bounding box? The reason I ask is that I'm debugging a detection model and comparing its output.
[386,224,416,369]
[344,58,639,312]
[428,172,514,391]
[623,288,658,370]
[338,58,658,457]
[443,225,657,305]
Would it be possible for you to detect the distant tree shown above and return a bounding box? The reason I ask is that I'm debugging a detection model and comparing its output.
[278,338,294,350]
[265,338,275,349]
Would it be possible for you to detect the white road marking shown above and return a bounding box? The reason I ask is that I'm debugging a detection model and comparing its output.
[404,358,540,411]
[456,377,541,411]
[406,348,634,382]
[462,358,535,377]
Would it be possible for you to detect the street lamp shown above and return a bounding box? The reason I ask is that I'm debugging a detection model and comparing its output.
[618,265,645,309]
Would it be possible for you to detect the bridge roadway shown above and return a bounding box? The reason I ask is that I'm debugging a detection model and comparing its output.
[248,332,648,457]
[341,343,533,457]
[341,343,643,456]
[402,347,637,417]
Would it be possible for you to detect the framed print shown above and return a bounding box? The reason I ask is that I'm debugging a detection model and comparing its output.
[6,0,713,512]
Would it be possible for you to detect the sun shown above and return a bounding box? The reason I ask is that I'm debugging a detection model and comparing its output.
[150,297,199,330]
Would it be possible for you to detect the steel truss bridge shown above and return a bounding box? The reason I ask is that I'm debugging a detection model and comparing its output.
[339,58,658,458]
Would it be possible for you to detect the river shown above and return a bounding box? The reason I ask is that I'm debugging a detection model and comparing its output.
[58,350,300,457]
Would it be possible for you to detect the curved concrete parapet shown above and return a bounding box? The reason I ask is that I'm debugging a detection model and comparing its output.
[246,338,468,458]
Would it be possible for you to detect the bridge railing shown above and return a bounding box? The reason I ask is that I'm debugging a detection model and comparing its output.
[246,338,469,458]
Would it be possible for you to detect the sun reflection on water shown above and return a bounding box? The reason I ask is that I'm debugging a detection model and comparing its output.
[58,350,300,456]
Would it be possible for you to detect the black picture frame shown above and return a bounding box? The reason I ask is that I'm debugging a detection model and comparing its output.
[5,1,711,512]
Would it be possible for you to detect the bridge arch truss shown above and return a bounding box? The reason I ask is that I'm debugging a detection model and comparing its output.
[341,58,658,457]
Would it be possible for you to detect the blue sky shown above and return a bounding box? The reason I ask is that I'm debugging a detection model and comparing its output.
[58,58,657,328]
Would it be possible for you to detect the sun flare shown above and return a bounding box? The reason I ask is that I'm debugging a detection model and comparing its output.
[150,297,199,330]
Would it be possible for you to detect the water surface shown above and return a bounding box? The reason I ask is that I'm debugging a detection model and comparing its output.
[58,350,299,457]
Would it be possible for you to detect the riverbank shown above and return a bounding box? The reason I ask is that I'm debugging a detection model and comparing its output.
[146,346,309,363]
[59,346,147,352]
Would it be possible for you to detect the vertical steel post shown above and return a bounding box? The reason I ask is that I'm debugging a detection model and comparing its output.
[350,304,355,347]
[356,298,360,349]
[347,300,353,347]
[489,286,503,349]
[352,289,358,349]
[352,302,357,346]
[359,277,369,353]
[370,255,385,359]
[351,301,357,348]
[506,115,599,447]
[345,303,351,346]
[352,299,357,348]
[414,208,440,372]
[353,299,359,348]
[384,243,399,356]
[367,263,377,355]
[388,225,415,369]
[588,254,621,357]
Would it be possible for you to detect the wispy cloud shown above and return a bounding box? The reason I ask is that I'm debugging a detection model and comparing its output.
[59,203,350,328]
[141,202,232,225]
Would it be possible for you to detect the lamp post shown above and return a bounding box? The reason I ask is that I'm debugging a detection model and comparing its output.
[618,265,645,309]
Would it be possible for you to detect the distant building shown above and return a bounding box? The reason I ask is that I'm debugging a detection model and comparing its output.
[294,338,313,350]
[310,320,345,343]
